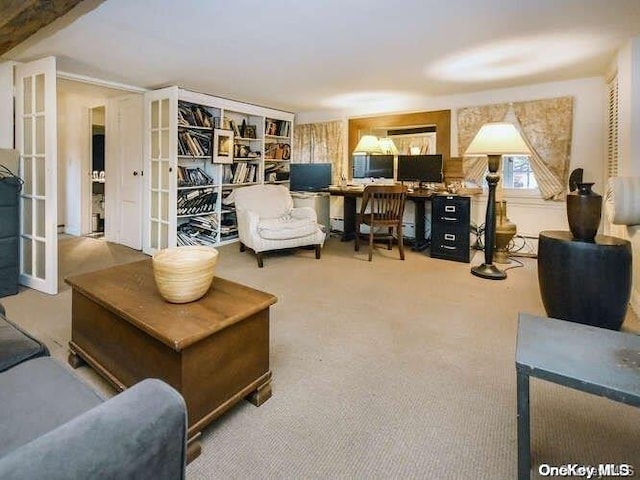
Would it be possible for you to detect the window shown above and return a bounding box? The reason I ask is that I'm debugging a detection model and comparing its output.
[482,156,538,190]
[502,156,537,189]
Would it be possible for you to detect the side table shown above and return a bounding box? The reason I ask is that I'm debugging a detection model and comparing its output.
[516,313,640,480]
[537,230,632,330]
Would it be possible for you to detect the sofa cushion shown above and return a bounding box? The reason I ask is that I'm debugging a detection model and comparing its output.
[0,311,49,373]
[0,357,104,458]
[258,215,319,240]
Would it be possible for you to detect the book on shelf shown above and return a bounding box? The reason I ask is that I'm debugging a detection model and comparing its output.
[265,119,290,137]
[178,102,213,128]
[177,187,217,215]
[177,166,214,187]
[178,130,211,157]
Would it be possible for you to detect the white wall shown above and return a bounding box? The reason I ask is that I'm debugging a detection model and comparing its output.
[612,37,640,315]
[57,90,109,235]
[299,76,606,239]
[0,62,15,151]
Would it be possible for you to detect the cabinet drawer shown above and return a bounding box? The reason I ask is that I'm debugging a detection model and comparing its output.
[431,225,471,263]
[432,195,470,225]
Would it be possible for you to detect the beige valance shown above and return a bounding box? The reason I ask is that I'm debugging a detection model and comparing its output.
[458,96,573,200]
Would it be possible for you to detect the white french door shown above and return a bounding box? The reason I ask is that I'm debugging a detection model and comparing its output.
[15,57,58,295]
[143,88,176,254]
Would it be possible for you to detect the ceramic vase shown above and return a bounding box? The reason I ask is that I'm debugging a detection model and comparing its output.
[566,182,602,241]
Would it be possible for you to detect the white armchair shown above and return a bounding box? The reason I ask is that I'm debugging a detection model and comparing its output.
[233,185,326,267]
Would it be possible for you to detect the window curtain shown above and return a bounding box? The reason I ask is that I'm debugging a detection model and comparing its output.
[457,96,573,200]
[293,120,344,184]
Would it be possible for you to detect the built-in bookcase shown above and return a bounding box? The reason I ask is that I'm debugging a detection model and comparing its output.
[143,87,294,254]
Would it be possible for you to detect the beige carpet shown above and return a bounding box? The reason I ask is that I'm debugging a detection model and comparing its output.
[2,235,639,479]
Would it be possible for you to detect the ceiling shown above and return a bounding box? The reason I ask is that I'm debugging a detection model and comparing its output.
[2,0,640,115]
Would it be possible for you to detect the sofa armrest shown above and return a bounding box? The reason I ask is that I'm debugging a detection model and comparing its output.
[0,379,187,480]
[290,206,318,222]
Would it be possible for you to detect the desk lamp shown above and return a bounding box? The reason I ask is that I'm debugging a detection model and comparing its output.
[465,122,529,280]
[353,135,383,155]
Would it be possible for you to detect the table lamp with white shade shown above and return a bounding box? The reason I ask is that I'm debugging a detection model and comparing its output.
[465,122,530,279]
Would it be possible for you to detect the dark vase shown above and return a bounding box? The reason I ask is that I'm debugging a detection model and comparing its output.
[566,182,602,241]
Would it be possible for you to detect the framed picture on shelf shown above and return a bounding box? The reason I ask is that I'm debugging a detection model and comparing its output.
[213,129,234,164]
[244,125,257,139]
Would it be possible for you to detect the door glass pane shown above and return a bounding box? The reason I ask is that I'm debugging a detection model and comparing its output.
[22,238,32,275]
[35,116,45,155]
[161,161,170,190]
[35,74,45,113]
[151,222,158,249]
[36,199,45,238]
[23,76,32,115]
[151,101,159,129]
[161,130,169,158]
[22,198,32,234]
[160,191,168,220]
[23,118,32,155]
[35,240,45,279]
[161,99,169,128]
[151,161,159,189]
[151,191,159,218]
[160,223,168,249]
[23,157,33,195]
[35,157,45,196]
[151,131,159,158]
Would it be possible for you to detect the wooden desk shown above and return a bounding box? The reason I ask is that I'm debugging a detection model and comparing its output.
[65,259,277,462]
[328,186,436,250]
[516,313,640,480]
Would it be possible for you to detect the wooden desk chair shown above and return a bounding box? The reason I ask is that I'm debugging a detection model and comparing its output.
[355,184,408,261]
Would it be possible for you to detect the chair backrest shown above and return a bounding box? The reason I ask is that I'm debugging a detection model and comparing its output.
[360,184,408,221]
[233,184,293,219]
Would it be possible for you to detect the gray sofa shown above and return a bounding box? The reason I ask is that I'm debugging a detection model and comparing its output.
[0,303,188,479]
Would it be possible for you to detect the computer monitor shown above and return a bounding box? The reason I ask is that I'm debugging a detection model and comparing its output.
[396,154,444,183]
[289,163,332,192]
[352,154,394,179]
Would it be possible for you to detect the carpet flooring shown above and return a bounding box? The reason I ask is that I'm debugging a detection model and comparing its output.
[1,235,639,479]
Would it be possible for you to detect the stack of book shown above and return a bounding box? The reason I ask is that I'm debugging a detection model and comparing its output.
[222,163,258,184]
[178,103,213,128]
[265,119,290,137]
[177,167,214,187]
[177,214,218,246]
[177,187,217,215]
[178,130,211,157]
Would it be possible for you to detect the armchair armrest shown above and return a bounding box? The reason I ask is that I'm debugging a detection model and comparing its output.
[291,206,318,222]
[0,379,187,480]
[236,208,261,248]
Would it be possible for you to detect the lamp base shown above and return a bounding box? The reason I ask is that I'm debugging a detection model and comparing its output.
[471,263,507,280]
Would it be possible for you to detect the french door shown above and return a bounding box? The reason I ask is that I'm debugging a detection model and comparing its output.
[15,57,58,294]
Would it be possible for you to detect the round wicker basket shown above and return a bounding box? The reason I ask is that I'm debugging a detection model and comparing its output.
[152,246,219,304]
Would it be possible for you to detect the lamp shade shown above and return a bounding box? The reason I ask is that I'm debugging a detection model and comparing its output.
[378,137,399,155]
[353,135,383,155]
[465,122,530,156]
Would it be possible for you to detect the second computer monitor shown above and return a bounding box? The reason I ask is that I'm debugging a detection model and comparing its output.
[352,154,394,179]
[397,154,444,183]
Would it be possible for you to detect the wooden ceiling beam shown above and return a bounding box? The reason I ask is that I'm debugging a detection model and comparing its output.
[0,0,85,55]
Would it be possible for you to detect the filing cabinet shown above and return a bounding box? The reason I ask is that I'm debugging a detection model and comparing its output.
[430,195,471,263]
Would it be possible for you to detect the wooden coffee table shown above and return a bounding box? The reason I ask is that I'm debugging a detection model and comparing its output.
[65,259,277,461]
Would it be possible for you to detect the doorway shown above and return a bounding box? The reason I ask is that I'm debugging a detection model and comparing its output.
[89,106,105,238]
